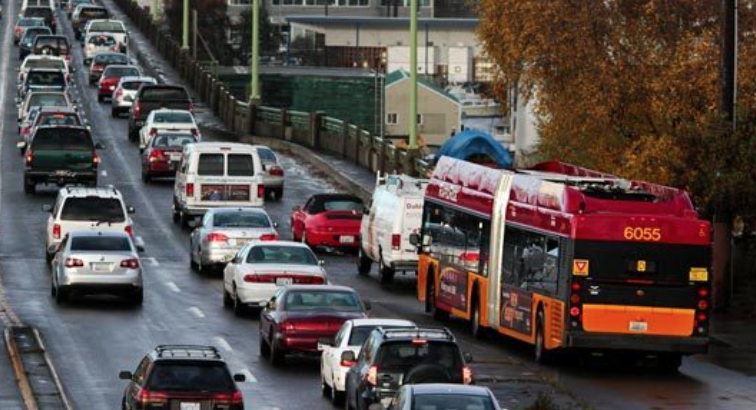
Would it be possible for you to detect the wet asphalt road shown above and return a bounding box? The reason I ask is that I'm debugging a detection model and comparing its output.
[2,2,756,410]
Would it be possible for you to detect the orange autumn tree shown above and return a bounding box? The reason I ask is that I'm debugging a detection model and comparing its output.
[478,0,756,215]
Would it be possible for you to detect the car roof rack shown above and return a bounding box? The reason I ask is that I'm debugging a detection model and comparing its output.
[379,327,456,342]
[154,345,221,359]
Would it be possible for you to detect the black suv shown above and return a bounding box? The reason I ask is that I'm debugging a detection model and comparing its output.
[119,345,246,410]
[344,327,473,410]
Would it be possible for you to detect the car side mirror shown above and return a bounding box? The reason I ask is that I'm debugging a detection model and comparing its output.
[42,204,52,212]
[118,371,133,380]
[17,141,27,150]
[233,373,246,382]
[317,337,333,351]
[363,299,372,311]
[127,206,136,214]
[409,233,420,246]
[463,352,474,363]
[340,351,356,363]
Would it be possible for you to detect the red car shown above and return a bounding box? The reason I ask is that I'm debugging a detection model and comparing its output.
[97,65,141,102]
[259,285,370,365]
[141,131,197,182]
[291,194,364,249]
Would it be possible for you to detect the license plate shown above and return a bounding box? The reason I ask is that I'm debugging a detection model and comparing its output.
[340,236,355,244]
[180,403,200,410]
[629,321,648,332]
[91,262,112,272]
[169,153,182,161]
[55,170,72,177]
[276,277,293,286]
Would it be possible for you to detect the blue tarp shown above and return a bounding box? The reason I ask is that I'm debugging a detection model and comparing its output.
[434,129,513,169]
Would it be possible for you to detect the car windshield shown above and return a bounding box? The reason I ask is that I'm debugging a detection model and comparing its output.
[103,67,139,77]
[88,35,116,46]
[376,342,462,373]
[70,236,132,252]
[19,18,45,27]
[95,54,128,65]
[213,212,270,228]
[60,198,125,222]
[246,246,317,265]
[151,134,195,148]
[38,113,80,126]
[27,71,65,86]
[32,128,92,151]
[29,93,67,107]
[145,362,234,392]
[153,112,193,124]
[411,394,496,410]
[349,325,413,347]
[90,22,125,33]
[25,59,66,71]
[283,291,362,312]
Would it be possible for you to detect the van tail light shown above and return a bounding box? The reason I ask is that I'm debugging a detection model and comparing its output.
[268,166,284,176]
[53,224,61,240]
[366,366,378,386]
[257,185,265,198]
[391,234,401,250]
[138,389,167,405]
[64,258,84,268]
[21,126,30,136]
[125,226,134,237]
[186,183,194,197]
[259,233,278,241]
[463,366,473,385]
[25,150,34,166]
[207,233,229,243]
[149,149,166,163]
[120,259,140,269]
[133,101,141,119]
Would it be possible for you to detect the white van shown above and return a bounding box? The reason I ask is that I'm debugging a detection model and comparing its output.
[172,143,265,227]
[358,174,427,283]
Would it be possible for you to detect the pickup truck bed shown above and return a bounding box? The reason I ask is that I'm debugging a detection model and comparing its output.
[127,85,192,142]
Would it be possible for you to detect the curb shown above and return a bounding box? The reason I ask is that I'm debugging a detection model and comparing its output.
[32,328,74,410]
[4,329,38,410]
[240,135,373,203]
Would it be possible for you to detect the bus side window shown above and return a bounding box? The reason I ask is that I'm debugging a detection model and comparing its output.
[542,238,560,293]
[502,227,521,285]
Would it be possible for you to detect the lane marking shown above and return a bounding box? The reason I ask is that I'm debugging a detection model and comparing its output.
[101,170,108,177]
[145,257,159,266]
[188,307,205,319]
[240,368,257,383]
[214,336,233,352]
[165,281,181,293]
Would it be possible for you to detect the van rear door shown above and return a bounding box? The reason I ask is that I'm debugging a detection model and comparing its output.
[194,151,263,207]
[398,196,424,260]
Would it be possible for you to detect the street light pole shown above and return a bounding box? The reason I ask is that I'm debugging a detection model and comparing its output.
[181,0,189,50]
[250,0,260,101]
[152,0,159,22]
[408,0,418,149]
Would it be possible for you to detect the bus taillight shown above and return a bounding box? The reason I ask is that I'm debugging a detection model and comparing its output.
[695,286,710,335]
[569,280,583,329]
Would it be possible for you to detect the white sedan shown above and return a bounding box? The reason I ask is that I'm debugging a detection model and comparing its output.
[319,318,415,404]
[223,241,326,316]
[138,108,200,149]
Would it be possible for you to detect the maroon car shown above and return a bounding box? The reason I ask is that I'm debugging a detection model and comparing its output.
[259,285,370,366]
[97,65,141,102]
[141,131,197,183]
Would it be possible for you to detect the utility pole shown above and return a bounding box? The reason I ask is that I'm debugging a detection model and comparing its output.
[408,0,418,148]
[181,0,189,50]
[250,0,260,101]
[152,0,160,22]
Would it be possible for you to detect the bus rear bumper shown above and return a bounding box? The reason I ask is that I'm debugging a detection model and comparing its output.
[566,332,709,354]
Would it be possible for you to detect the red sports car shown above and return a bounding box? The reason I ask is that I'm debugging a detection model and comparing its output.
[259,285,370,365]
[291,194,364,249]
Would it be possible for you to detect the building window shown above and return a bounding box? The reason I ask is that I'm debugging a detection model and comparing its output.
[417,114,423,125]
[386,113,398,125]
[379,0,431,6]
[272,0,369,5]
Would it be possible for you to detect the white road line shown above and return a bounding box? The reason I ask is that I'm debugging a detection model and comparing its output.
[214,336,233,352]
[101,170,108,177]
[145,257,159,266]
[188,306,205,319]
[165,281,181,293]
[240,368,257,383]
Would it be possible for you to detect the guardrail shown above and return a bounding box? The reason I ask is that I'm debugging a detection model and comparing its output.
[115,0,427,177]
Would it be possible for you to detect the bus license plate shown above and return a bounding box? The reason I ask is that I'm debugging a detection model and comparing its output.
[276,278,293,286]
[629,321,648,332]
[340,236,355,244]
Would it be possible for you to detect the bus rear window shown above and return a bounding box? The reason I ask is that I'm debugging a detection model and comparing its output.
[197,154,224,176]
[227,154,254,176]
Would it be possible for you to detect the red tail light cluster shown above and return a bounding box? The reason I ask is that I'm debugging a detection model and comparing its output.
[114,88,124,100]
[92,151,100,166]
[125,226,134,237]
[569,280,582,329]
[138,389,167,406]
[148,128,157,137]
[257,185,265,198]
[212,391,243,406]
[120,259,140,269]
[53,224,61,240]
[186,183,194,197]
[64,258,84,268]
[268,166,284,176]
[463,366,473,385]
[207,233,229,243]
[391,234,401,250]
[25,150,34,166]
[259,233,278,241]
[243,274,324,285]
[340,357,356,368]
[695,286,710,334]
[366,366,378,386]
[149,149,166,163]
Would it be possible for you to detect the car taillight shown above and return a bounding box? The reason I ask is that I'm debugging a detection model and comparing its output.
[463,366,473,385]
[695,285,710,334]
[64,258,84,268]
[268,166,284,176]
[243,274,275,283]
[148,128,157,137]
[120,259,140,269]
[25,150,34,166]
[212,391,243,405]
[125,226,134,237]
[149,149,166,162]
[281,321,296,333]
[257,185,265,198]
[53,224,61,240]
[92,64,103,71]
[92,150,100,166]
[207,233,229,243]
[138,389,167,405]
[259,233,278,241]
[366,366,377,386]
[186,183,194,197]
[133,101,141,119]
[293,276,325,284]
[191,128,199,136]
[391,234,401,250]
[21,127,30,136]
[340,357,356,368]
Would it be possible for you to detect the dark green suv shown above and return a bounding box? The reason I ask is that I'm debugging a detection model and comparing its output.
[23,125,101,194]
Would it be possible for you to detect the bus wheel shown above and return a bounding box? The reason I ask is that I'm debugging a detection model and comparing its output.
[470,299,483,339]
[535,310,550,364]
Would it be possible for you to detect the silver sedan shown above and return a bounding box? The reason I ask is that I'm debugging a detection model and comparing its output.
[189,207,279,274]
[51,231,145,305]
[254,145,285,200]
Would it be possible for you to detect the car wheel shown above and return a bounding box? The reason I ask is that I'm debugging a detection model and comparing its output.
[172,202,180,223]
[131,288,144,305]
[275,188,284,200]
[179,212,190,229]
[269,338,285,366]
[45,251,53,266]
[142,170,151,184]
[534,309,550,364]
[379,258,395,284]
[23,178,35,195]
[233,287,245,317]
[97,95,103,103]
[259,330,270,358]
[223,287,233,308]
[321,375,332,398]
[19,146,25,156]
[357,247,371,275]
[658,353,682,374]
[55,285,68,305]
[331,376,344,405]
[189,247,198,270]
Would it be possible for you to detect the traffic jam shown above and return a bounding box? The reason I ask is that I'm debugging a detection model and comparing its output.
[3,1,718,410]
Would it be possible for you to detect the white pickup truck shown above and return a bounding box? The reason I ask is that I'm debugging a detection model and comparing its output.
[82,19,128,53]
